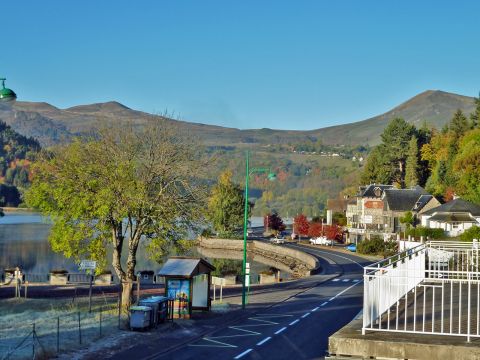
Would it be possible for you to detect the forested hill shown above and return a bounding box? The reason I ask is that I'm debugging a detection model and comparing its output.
[0,121,40,206]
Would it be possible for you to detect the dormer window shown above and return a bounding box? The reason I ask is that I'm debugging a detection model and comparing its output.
[374,187,382,197]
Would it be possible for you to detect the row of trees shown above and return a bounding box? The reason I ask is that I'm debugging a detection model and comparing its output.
[293,214,342,240]
[0,121,40,206]
[361,94,480,203]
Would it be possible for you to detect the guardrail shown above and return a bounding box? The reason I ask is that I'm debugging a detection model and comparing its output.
[363,241,480,341]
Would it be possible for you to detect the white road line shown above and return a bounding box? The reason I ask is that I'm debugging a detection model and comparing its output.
[321,302,328,306]
[353,279,360,282]
[332,278,340,282]
[234,348,253,359]
[289,319,300,326]
[342,279,350,282]
[274,327,287,334]
[301,312,311,318]
[256,337,271,346]
[312,307,319,312]
[329,297,335,301]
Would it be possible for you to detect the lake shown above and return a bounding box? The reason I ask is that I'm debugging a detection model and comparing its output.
[0,213,291,280]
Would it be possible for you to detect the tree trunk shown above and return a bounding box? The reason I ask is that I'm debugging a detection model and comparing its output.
[121,279,134,311]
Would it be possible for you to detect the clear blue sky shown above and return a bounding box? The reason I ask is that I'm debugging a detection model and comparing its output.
[2,1,480,130]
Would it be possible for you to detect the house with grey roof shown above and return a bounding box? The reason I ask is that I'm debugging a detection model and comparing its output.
[420,198,480,237]
[346,184,439,242]
[382,186,441,233]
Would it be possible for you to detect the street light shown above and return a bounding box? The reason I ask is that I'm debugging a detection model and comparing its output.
[242,150,275,309]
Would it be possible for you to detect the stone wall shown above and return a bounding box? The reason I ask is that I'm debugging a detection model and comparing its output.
[197,238,319,277]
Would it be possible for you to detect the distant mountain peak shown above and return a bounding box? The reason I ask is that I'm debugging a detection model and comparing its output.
[66,101,131,113]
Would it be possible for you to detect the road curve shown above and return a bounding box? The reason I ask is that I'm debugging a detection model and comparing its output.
[126,245,371,360]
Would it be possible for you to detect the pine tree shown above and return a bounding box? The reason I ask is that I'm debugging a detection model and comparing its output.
[470,93,480,129]
[405,136,419,188]
[450,109,469,139]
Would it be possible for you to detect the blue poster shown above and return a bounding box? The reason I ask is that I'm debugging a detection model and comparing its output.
[167,279,190,315]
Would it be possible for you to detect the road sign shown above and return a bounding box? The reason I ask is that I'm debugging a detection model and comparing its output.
[79,260,96,271]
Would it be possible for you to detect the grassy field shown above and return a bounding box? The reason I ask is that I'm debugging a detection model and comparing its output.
[0,296,119,360]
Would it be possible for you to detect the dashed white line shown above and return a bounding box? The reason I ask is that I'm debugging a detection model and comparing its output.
[256,337,271,346]
[301,312,311,318]
[289,319,300,326]
[312,307,319,312]
[332,278,340,282]
[353,279,360,282]
[274,327,287,334]
[321,301,328,306]
[234,348,253,359]
[342,279,350,282]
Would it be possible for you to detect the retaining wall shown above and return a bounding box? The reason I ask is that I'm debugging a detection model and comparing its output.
[198,238,319,277]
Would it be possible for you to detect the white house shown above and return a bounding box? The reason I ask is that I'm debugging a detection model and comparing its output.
[420,198,480,237]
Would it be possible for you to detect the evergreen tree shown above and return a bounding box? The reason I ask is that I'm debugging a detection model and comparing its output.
[470,92,480,129]
[450,109,469,139]
[206,170,250,235]
[405,136,419,188]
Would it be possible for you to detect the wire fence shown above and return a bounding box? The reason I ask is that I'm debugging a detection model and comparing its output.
[0,296,119,360]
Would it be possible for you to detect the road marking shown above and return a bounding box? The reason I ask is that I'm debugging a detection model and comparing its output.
[329,297,335,301]
[301,312,311,318]
[321,302,328,306]
[332,278,340,282]
[256,337,271,346]
[312,307,319,312]
[274,327,287,334]
[289,319,300,325]
[234,348,253,359]
[342,279,350,282]
[189,337,238,348]
[353,279,360,282]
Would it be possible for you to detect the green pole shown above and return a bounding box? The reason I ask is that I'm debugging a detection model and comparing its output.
[242,150,250,309]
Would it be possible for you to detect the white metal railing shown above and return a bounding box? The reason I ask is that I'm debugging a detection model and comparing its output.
[363,241,480,341]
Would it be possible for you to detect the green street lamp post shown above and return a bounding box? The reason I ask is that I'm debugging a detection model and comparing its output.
[242,150,276,309]
[0,78,17,102]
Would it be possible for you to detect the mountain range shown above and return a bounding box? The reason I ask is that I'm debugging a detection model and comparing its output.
[0,90,476,147]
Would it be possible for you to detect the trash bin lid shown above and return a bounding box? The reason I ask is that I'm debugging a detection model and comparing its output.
[140,296,169,303]
[130,306,152,311]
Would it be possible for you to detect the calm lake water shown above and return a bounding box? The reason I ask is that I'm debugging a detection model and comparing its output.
[0,213,291,279]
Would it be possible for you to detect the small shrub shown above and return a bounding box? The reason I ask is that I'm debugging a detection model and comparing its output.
[357,236,384,255]
[406,226,445,239]
[460,226,480,242]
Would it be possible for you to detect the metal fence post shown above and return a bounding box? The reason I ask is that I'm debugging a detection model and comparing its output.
[32,323,35,358]
[100,307,103,336]
[57,316,60,354]
[78,312,82,345]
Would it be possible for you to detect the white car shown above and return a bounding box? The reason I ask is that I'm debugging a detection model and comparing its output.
[309,236,331,246]
[270,237,285,245]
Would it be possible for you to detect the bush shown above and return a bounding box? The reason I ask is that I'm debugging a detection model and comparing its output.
[460,226,480,242]
[357,236,384,255]
[357,236,398,257]
[405,226,445,239]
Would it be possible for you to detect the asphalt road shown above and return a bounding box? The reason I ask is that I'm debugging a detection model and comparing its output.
[142,245,370,360]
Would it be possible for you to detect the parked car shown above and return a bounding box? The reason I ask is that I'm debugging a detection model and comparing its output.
[346,243,357,252]
[309,236,331,246]
[270,237,285,245]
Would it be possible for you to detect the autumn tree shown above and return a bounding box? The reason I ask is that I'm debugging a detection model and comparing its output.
[26,123,207,309]
[293,214,309,240]
[323,224,342,241]
[206,170,251,236]
[264,212,286,235]
[308,221,323,237]
[453,129,480,204]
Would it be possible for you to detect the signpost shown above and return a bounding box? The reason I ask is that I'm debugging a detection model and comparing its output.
[79,260,96,312]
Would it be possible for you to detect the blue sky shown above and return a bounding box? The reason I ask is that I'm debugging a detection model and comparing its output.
[2,1,480,130]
